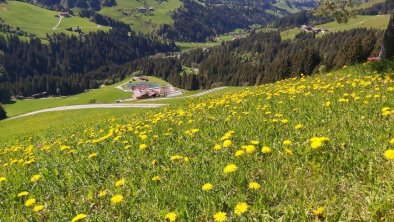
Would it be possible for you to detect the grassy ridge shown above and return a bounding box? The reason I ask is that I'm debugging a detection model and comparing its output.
[99,0,182,34]
[0,1,110,39]
[0,62,393,221]
[280,14,390,40]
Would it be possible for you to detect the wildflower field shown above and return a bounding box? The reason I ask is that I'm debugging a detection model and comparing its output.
[1,63,394,221]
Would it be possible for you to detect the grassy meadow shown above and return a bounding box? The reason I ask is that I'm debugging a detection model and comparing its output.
[280,14,390,40]
[0,1,110,39]
[0,61,393,221]
[2,76,173,117]
[99,0,182,34]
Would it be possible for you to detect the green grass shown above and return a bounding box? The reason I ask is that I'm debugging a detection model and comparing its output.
[99,0,182,34]
[0,1,110,39]
[356,0,386,9]
[176,41,221,51]
[0,62,393,221]
[0,108,141,142]
[176,29,248,51]
[2,75,178,117]
[281,14,391,40]
[273,0,300,13]
[3,78,133,117]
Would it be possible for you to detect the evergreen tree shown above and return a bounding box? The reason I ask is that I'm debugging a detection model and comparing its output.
[0,104,6,120]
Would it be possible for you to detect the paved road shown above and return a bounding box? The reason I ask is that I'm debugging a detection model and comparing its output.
[6,103,168,121]
[5,87,228,121]
[125,86,228,102]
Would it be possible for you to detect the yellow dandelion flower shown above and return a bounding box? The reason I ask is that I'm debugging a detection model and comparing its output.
[390,138,394,145]
[139,134,147,140]
[165,212,177,222]
[234,202,248,216]
[281,119,289,124]
[384,150,394,160]
[213,144,222,150]
[261,146,271,154]
[223,164,238,174]
[115,179,126,187]
[71,214,88,222]
[294,124,303,129]
[310,137,329,149]
[30,175,42,182]
[245,145,256,154]
[139,144,148,150]
[283,140,292,145]
[310,140,322,149]
[152,176,161,181]
[33,205,45,212]
[202,183,213,191]
[223,140,232,148]
[284,148,293,155]
[18,191,29,197]
[25,198,36,207]
[213,211,227,222]
[98,190,108,197]
[234,150,245,157]
[0,177,6,182]
[88,153,97,159]
[250,140,259,145]
[170,155,184,161]
[312,207,324,217]
[110,194,124,204]
[248,182,261,190]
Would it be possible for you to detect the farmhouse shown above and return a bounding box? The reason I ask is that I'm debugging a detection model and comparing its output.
[131,83,181,100]
[137,6,154,13]
[59,12,70,17]
[300,25,330,34]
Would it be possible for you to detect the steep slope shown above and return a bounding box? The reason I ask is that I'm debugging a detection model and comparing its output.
[0,62,393,220]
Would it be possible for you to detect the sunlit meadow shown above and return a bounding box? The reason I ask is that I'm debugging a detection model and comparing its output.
[0,62,393,221]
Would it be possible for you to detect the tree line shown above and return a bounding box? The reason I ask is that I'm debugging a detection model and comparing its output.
[21,0,116,11]
[157,0,279,42]
[143,28,382,89]
[70,28,384,92]
[0,30,178,102]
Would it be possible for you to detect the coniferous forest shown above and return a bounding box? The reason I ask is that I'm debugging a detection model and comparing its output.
[0,30,177,102]
[88,28,382,91]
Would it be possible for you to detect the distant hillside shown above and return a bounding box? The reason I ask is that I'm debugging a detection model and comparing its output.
[156,0,317,42]
[22,0,115,11]
[0,1,111,39]
[0,30,178,102]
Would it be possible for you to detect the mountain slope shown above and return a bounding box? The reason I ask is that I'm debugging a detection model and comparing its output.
[0,62,393,220]
[0,1,110,38]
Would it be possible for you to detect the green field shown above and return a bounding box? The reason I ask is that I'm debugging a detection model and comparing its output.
[281,14,391,40]
[2,75,184,117]
[0,108,141,142]
[356,0,386,9]
[0,1,110,39]
[99,0,182,34]
[0,62,393,221]
[176,29,249,51]
[273,0,300,13]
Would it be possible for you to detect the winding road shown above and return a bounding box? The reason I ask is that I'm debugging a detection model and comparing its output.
[5,87,228,121]
[52,16,63,30]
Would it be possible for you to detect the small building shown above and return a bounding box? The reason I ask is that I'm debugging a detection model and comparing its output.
[137,6,154,13]
[59,12,70,17]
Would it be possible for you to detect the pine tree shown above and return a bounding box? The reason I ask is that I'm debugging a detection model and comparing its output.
[0,104,7,120]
